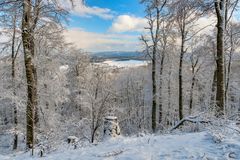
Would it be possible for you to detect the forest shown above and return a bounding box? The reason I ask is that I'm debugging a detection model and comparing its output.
[0,0,240,159]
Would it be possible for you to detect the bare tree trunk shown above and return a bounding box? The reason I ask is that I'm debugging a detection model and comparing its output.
[11,13,18,150]
[22,0,37,150]
[34,67,39,127]
[215,0,226,116]
[141,0,167,132]
[158,52,165,125]
[91,123,97,143]
[211,67,217,107]
[179,32,185,120]
[152,46,157,132]
[152,6,161,132]
[166,66,171,126]
[141,82,145,131]
[225,28,233,111]
[91,93,96,143]
[189,74,195,115]
[189,57,200,115]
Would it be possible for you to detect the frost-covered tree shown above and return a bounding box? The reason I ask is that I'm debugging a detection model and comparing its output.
[214,0,239,116]
[140,0,168,132]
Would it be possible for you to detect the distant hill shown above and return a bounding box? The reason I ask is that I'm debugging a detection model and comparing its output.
[89,51,148,62]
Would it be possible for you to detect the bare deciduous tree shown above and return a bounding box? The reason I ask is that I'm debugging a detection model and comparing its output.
[140,0,167,132]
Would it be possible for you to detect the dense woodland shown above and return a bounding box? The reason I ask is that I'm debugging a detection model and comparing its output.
[0,0,240,158]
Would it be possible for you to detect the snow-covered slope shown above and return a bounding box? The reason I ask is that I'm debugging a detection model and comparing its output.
[1,131,240,160]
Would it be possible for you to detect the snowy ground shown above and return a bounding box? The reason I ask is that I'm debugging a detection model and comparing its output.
[100,60,149,68]
[1,131,240,160]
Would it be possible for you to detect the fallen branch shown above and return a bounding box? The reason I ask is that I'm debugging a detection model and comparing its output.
[96,148,127,157]
[170,116,211,132]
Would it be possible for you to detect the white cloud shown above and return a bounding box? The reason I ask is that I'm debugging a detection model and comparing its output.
[59,0,114,20]
[64,28,141,52]
[109,15,147,33]
[72,1,114,20]
[108,14,215,34]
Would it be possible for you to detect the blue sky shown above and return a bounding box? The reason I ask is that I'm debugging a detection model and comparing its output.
[63,0,240,53]
[63,0,147,52]
[69,0,145,32]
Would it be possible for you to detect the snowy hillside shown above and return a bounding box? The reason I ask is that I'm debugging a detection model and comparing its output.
[1,130,240,160]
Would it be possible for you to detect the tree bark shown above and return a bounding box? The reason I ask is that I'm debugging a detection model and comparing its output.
[158,51,165,125]
[166,66,171,126]
[215,0,226,116]
[179,31,185,120]
[189,58,200,115]
[11,13,18,150]
[152,45,157,132]
[225,27,234,111]
[211,67,217,107]
[151,7,160,132]
[22,0,37,150]
[189,75,195,115]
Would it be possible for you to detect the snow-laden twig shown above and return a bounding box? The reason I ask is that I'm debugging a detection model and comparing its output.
[228,112,240,120]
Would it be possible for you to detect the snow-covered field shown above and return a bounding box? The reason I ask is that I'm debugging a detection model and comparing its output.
[1,131,240,160]
[100,60,149,68]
